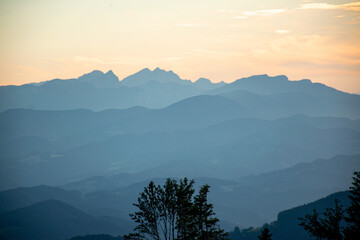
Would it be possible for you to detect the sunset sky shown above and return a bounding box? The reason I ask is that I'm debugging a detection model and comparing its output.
[0,0,359,92]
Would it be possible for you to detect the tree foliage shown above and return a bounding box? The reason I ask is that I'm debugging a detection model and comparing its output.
[299,200,344,240]
[194,184,228,240]
[124,178,228,240]
[343,172,360,239]
[258,227,272,240]
[298,172,360,240]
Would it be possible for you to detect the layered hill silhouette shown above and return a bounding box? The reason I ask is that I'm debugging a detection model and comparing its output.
[1,112,359,190]
[0,154,358,232]
[0,199,125,240]
[230,190,351,240]
[0,68,359,239]
[1,69,359,118]
[0,68,225,111]
[1,187,350,240]
[0,185,351,240]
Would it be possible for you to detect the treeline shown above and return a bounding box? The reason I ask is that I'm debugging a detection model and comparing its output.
[69,173,360,240]
[229,172,360,240]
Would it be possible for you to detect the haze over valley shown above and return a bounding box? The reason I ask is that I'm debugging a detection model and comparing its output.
[0,68,359,239]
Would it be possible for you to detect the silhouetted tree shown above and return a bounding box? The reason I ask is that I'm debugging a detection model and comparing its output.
[299,171,360,240]
[258,227,272,240]
[299,200,344,240]
[124,181,161,240]
[343,172,360,239]
[124,178,228,240]
[229,226,241,240]
[194,184,228,240]
[175,178,197,240]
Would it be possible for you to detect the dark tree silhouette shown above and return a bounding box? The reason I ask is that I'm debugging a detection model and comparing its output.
[194,184,228,240]
[299,171,360,240]
[299,200,344,240]
[124,181,161,240]
[343,172,360,239]
[124,178,228,240]
[175,178,197,240]
[258,227,272,240]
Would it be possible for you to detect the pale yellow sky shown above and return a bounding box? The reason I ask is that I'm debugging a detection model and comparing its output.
[0,0,359,92]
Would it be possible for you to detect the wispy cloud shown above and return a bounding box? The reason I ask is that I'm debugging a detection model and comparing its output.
[73,56,103,64]
[300,2,360,11]
[217,9,236,13]
[233,16,247,19]
[229,2,360,21]
[73,56,126,65]
[276,29,290,34]
[233,9,286,19]
[193,49,244,57]
[160,57,183,61]
[176,23,207,27]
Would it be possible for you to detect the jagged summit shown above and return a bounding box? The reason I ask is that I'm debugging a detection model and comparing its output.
[77,70,119,88]
[120,67,191,87]
[1,69,356,113]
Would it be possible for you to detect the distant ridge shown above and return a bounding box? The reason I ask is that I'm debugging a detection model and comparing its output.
[230,190,351,240]
[208,74,344,96]
[77,70,120,88]
[1,69,359,112]
[120,67,191,87]
[0,199,124,240]
[0,68,225,111]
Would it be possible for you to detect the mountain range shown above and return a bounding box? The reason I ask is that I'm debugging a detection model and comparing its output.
[1,111,359,190]
[1,68,359,118]
[0,68,225,111]
[0,154,358,232]
[0,68,359,239]
[0,199,125,240]
[230,190,351,240]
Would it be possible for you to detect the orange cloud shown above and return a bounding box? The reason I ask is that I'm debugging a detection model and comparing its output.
[300,2,360,11]
[234,9,286,19]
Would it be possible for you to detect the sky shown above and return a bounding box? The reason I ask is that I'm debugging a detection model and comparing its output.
[0,0,359,93]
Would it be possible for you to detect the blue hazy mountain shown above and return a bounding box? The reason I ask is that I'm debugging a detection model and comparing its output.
[229,190,350,240]
[0,68,225,111]
[77,70,120,88]
[0,108,359,190]
[0,95,250,149]
[0,185,132,231]
[120,67,191,87]
[2,70,359,118]
[193,77,227,90]
[0,199,125,240]
[0,154,357,233]
[210,74,360,119]
[0,136,54,159]
[209,74,340,96]
[1,69,360,238]
[221,89,360,119]
[1,95,359,148]
[111,154,359,229]
[120,68,225,89]
[0,185,84,214]
[30,70,120,88]
[0,107,149,144]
